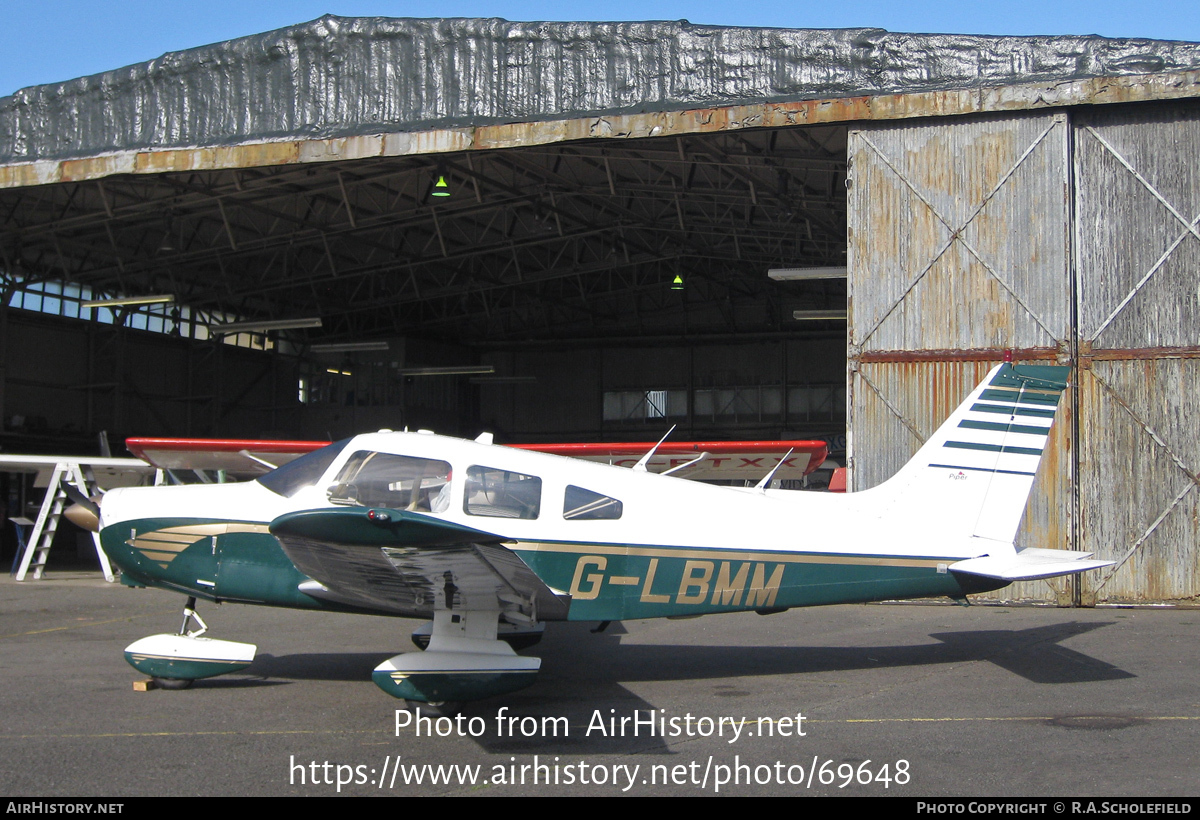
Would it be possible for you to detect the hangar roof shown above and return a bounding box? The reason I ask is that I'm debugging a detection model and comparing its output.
[3,16,1200,165]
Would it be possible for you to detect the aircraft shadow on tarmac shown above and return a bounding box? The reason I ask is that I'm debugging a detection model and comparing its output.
[518,619,1126,683]
[178,619,1131,754]
[231,619,1131,688]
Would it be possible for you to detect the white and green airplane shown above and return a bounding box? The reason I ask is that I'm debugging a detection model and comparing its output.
[89,360,1110,709]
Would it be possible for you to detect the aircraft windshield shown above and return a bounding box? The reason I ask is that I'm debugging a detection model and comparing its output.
[256,439,351,498]
[327,452,452,511]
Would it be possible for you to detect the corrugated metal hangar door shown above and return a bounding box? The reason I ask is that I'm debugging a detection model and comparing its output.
[1074,103,1200,605]
[846,112,1074,604]
[848,103,1200,605]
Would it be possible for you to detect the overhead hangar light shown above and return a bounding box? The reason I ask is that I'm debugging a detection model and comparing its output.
[309,341,391,353]
[398,365,496,377]
[82,294,175,308]
[792,309,848,321]
[768,267,848,281]
[209,317,323,334]
[469,375,538,385]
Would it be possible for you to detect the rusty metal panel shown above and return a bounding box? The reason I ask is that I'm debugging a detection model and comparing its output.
[1073,101,1200,604]
[1075,102,1200,351]
[846,112,1074,604]
[3,16,1200,167]
[1076,359,1200,604]
[847,112,1070,353]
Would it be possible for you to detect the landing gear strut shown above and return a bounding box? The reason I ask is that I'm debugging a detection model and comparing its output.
[178,596,206,637]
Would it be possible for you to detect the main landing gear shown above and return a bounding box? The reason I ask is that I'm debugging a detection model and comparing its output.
[373,610,542,708]
[123,596,257,689]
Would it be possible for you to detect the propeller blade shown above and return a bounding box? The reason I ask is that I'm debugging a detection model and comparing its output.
[62,485,102,532]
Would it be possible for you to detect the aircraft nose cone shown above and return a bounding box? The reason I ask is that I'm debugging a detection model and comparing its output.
[64,501,100,532]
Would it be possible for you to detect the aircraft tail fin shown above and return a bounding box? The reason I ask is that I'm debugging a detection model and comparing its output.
[861,362,1070,549]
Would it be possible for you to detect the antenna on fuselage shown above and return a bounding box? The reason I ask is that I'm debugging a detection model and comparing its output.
[754,448,794,492]
[632,425,676,472]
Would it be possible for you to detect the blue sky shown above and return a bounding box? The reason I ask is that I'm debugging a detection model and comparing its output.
[4,0,1200,97]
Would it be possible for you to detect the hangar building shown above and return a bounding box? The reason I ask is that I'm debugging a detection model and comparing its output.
[2,17,1200,605]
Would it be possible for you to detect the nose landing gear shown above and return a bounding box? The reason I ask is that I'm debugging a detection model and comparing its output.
[123,596,257,688]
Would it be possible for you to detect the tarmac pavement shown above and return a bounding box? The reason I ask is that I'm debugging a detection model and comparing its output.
[1,572,1196,796]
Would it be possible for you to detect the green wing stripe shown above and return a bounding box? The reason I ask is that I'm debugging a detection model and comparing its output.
[970,402,1056,419]
[944,441,1044,456]
[979,389,1059,407]
[958,419,1051,436]
[988,363,1070,391]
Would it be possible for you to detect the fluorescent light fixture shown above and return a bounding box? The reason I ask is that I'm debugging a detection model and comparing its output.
[469,375,538,385]
[768,267,847,281]
[209,317,323,334]
[792,310,847,321]
[398,365,495,377]
[82,294,175,308]
[310,341,391,353]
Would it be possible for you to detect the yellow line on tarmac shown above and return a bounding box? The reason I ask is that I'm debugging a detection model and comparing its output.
[838,715,1200,724]
[0,611,160,640]
[0,729,379,740]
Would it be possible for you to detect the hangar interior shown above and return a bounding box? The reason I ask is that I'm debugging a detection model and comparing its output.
[3,16,1200,605]
[0,124,849,449]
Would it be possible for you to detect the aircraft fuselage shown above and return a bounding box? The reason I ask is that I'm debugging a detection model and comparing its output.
[98,431,999,622]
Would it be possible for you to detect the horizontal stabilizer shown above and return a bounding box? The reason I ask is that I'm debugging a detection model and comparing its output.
[950,548,1114,582]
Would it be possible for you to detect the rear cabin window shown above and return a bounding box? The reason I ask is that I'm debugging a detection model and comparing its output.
[463,466,542,519]
[327,452,452,512]
[563,486,623,520]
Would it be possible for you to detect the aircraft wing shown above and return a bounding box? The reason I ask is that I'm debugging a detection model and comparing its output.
[126,437,326,476]
[127,437,827,481]
[270,506,569,621]
[0,454,154,488]
[511,440,828,480]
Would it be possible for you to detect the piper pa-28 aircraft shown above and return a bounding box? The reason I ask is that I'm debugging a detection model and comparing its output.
[81,361,1110,709]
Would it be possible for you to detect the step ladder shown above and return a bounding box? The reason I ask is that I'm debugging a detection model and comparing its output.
[14,462,114,582]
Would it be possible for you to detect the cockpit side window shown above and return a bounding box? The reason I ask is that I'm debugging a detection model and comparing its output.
[327,452,452,512]
[563,486,623,520]
[257,438,351,498]
[463,466,541,519]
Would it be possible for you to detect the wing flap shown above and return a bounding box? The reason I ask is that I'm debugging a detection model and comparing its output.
[271,507,568,620]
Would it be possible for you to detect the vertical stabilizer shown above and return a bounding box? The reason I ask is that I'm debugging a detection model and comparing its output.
[859,363,1070,549]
